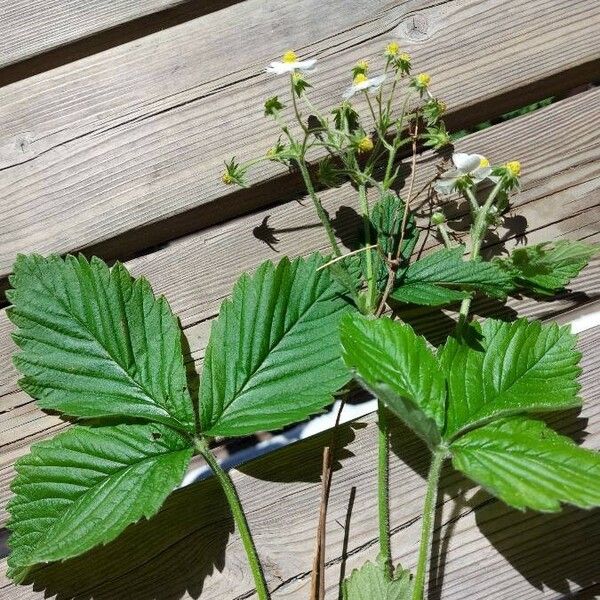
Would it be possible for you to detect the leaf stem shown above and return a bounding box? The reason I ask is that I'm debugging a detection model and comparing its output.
[358,183,376,311]
[377,402,393,579]
[297,159,342,257]
[195,439,270,600]
[412,448,446,600]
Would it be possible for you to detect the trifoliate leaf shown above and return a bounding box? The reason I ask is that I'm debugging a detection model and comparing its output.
[343,559,413,600]
[439,319,581,439]
[495,240,599,296]
[451,417,600,511]
[340,314,445,447]
[7,254,195,434]
[7,423,193,583]
[391,246,514,306]
[199,254,355,436]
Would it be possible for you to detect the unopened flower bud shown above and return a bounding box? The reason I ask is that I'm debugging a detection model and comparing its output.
[431,212,446,225]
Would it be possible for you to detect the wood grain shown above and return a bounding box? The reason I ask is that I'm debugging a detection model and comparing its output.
[1,325,599,599]
[0,0,217,70]
[1,0,598,284]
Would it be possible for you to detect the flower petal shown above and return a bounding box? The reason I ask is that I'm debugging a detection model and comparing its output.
[452,153,481,174]
[367,74,387,90]
[266,61,294,75]
[295,59,317,72]
[473,166,492,180]
[434,177,458,194]
[343,86,358,99]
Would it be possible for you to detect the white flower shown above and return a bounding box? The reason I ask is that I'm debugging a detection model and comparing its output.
[343,73,386,99]
[434,152,492,194]
[266,50,316,75]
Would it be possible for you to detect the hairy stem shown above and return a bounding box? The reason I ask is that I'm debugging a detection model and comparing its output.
[412,448,446,600]
[378,403,393,578]
[358,183,376,311]
[457,179,504,330]
[195,439,270,600]
[436,223,453,248]
[297,159,342,257]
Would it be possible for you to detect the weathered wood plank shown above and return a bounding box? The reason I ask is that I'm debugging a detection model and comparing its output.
[1,89,598,526]
[1,0,598,284]
[1,325,599,599]
[0,0,201,71]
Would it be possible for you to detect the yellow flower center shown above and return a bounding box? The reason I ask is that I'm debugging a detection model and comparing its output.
[386,41,400,56]
[479,157,490,168]
[353,73,368,85]
[282,50,298,63]
[506,161,521,176]
[399,52,411,62]
[416,73,431,87]
[358,136,374,153]
[222,172,233,184]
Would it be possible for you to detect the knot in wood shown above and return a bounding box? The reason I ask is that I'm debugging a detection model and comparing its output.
[400,13,430,41]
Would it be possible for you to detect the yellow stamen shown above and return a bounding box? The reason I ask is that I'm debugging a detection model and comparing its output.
[506,161,521,176]
[358,136,374,153]
[282,50,298,63]
[479,157,490,168]
[399,52,411,63]
[222,172,233,184]
[416,73,431,87]
[353,73,368,85]
[386,41,400,56]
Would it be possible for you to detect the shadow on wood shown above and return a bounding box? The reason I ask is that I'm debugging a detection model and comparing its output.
[21,477,232,600]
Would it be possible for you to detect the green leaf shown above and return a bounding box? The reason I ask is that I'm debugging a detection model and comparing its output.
[343,560,413,600]
[7,423,193,582]
[200,254,355,436]
[496,240,599,296]
[7,254,195,434]
[391,246,515,306]
[340,314,445,447]
[371,192,418,261]
[367,192,418,289]
[439,318,581,439]
[451,417,600,511]
[389,282,470,306]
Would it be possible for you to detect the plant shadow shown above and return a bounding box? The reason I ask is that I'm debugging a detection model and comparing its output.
[239,417,363,484]
[22,476,232,600]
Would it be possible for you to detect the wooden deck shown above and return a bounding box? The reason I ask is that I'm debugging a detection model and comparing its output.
[1,0,599,598]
